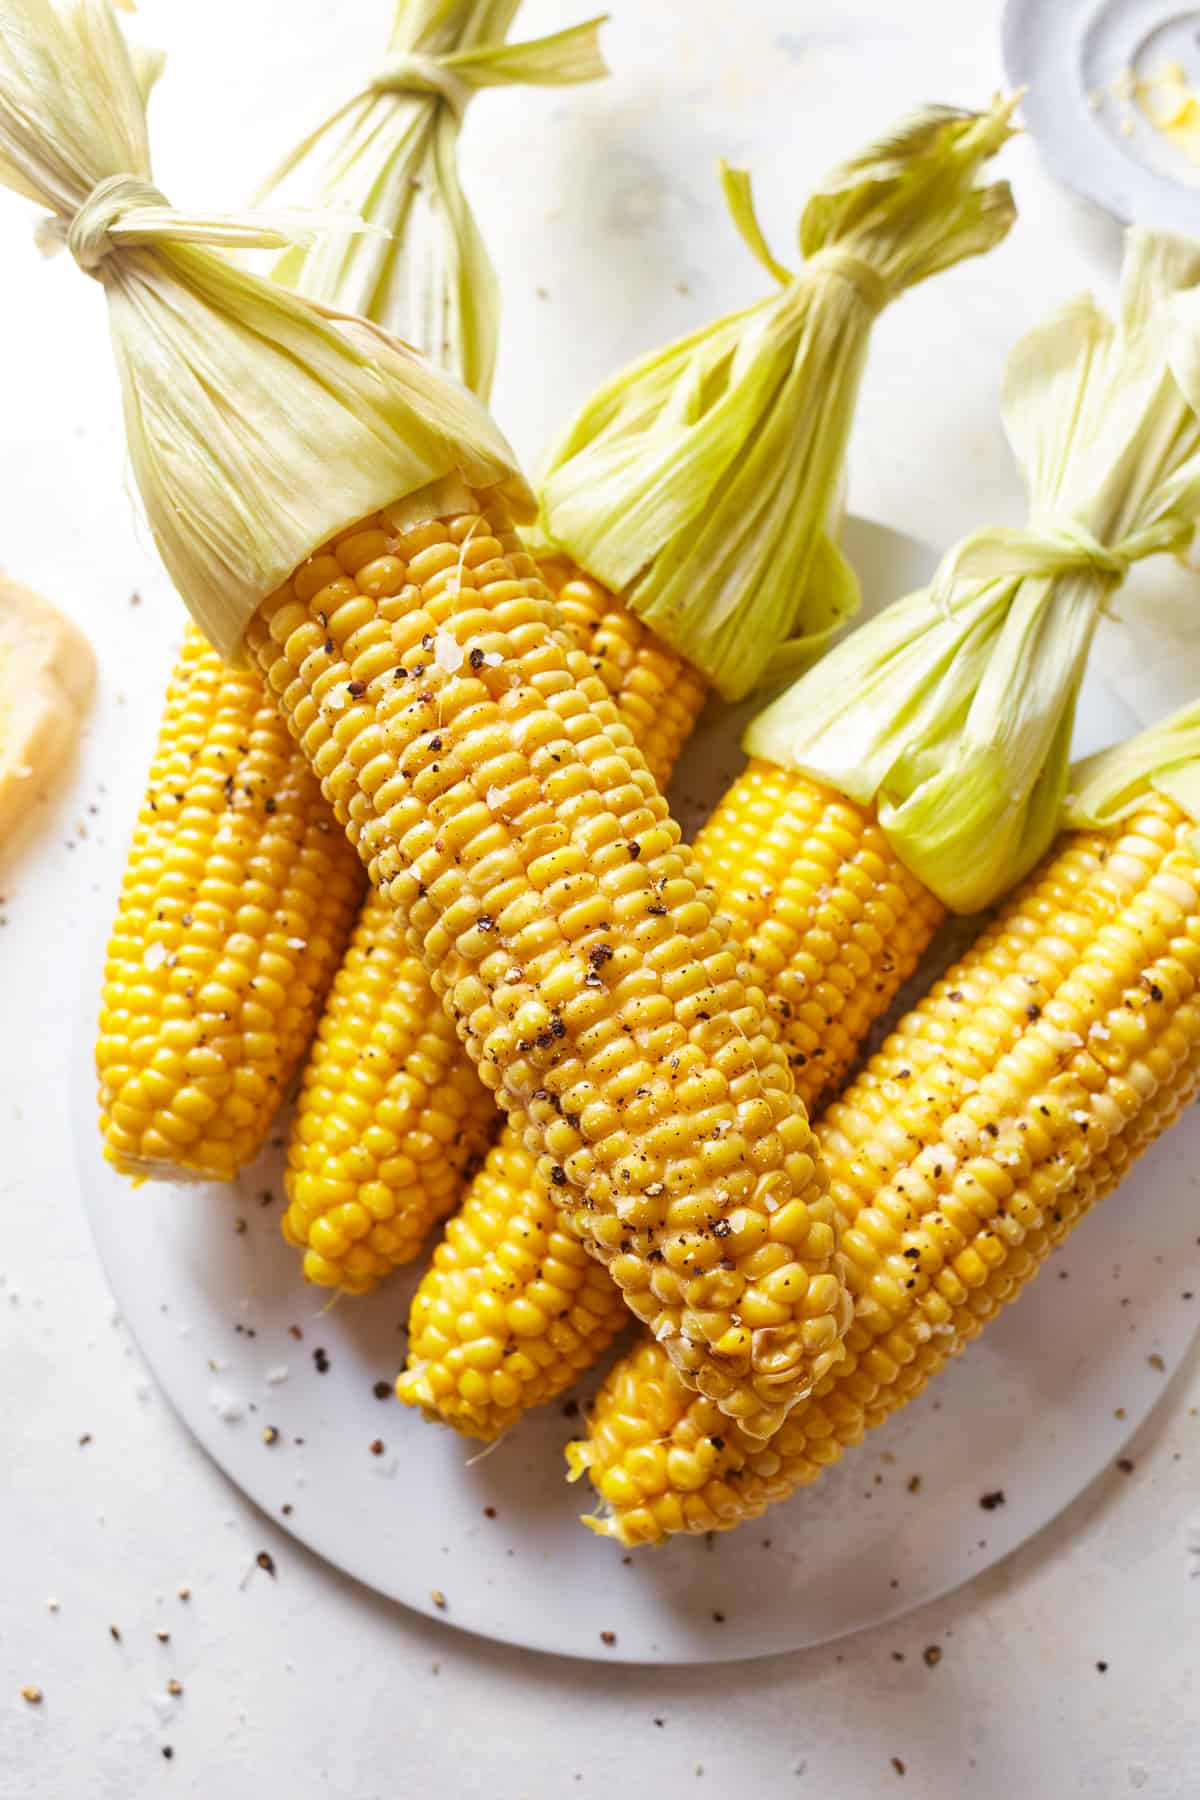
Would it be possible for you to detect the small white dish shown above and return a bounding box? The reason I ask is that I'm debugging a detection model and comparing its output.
[1005,0,1200,230]
[74,518,1199,1663]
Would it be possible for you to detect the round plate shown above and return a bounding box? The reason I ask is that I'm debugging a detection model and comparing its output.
[1005,0,1200,231]
[75,519,1200,1663]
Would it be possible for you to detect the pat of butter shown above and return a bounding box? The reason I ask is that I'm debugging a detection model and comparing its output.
[1135,61,1200,166]
[0,577,95,847]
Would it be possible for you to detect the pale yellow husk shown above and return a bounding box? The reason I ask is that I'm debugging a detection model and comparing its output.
[536,99,1018,699]
[260,0,607,400]
[0,0,533,660]
[1065,698,1200,831]
[748,226,1200,912]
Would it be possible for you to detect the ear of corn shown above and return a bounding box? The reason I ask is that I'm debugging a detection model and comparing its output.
[567,793,1200,1541]
[282,911,497,1289]
[399,751,944,1439]
[247,499,848,1438]
[285,558,707,1293]
[695,759,946,1113]
[541,559,709,793]
[398,1129,631,1435]
[96,626,365,1181]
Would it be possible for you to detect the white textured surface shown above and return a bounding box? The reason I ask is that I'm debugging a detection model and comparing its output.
[3,0,1200,1791]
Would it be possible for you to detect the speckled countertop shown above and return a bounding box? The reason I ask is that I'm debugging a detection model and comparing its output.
[2,0,1199,1794]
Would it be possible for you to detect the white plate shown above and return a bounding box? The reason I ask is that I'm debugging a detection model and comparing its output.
[1004,0,1200,231]
[74,519,1200,1664]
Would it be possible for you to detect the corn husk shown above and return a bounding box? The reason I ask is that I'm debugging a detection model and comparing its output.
[747,227,1200,913]
[260,0,607,400]
[536,99,1018,699]
[1065,699,1200,833]
[0,0,533,660]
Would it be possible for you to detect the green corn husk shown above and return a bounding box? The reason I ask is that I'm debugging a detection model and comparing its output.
[260,0,607,400]
[536,97,1018,699]
[0,0,532,660]
[1065,698,1200,834]
[747,226,1200,913]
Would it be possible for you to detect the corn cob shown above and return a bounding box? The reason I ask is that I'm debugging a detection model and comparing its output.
[400,755,944,1437]
[567,792,1200,1541]
[285,561,707,1291]
[283,925,497,1289]
[248,500,848,1437]
[96,627,365,1180]
[399,1129,629,1434]
[696,759,946,1110]
[542,559,710,793]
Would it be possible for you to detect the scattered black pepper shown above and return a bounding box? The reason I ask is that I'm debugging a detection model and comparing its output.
[712,1611,725,1624]
[908,1475,922,1494]
[979,1490,1006,1511]
[234,1218,247,1236]
[561,1399,580,1419]
[256,1551,277,1578]
[1116,1458,1135,1474]
[600,1630,616,1646]
[892,1758,906,1777]
[469,646,485,670]
[1096,1660,1109,1673]
[162,1747,174,1761]
[109,1625,121,1643]
[313,1348,330,1374]
[484,1506,497,1519]
[373,1380,392,1400]
[370,1439,385,1456]
[347,679,367,698]
[156,1630,170,1644]
[923,1645,942,1667]
[78,1433,92,1447]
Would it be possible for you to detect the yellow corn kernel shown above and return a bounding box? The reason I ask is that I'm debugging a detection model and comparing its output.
[401,753,947,1434]
[283,916,497,1292]
[541,558,709,792]
[96,626,364,1180]
[284,557,708,1294]
[247,503,845,1436]
[694,758,945,1113]
[569,797,1200,1541]
[397,1131,630,1437]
